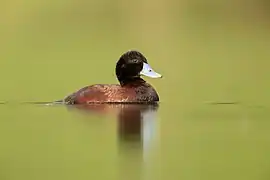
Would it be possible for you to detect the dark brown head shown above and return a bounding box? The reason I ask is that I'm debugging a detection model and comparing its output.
[116,50,162,86]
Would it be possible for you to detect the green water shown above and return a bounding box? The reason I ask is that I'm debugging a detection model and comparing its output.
[0,0,270,179]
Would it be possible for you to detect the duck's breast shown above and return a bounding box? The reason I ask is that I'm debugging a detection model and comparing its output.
[133,83,159,102]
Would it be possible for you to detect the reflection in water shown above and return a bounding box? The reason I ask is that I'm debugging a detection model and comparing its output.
[117,104,158,149]
[66,103,159,180]
[66,103,159,155]
[67,103,159,149]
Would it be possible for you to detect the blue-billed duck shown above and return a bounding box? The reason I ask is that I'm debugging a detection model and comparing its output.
[62,50,162,104]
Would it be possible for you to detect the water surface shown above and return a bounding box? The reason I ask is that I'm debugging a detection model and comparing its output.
[0,0,270,179]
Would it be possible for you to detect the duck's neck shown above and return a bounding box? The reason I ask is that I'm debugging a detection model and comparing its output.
[119,77,145,86]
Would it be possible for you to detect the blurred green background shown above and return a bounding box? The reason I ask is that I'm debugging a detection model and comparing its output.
[0,0,270,180]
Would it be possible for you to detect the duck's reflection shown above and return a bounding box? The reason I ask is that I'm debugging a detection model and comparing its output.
[117,104,158,152]
[66,104,159,180]
[66,103,159,149]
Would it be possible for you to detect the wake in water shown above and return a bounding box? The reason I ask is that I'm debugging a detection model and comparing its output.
[204,101,240,105]
[0,100,267,109]
[0,100,64,106]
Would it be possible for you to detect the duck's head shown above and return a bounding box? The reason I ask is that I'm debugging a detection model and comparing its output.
[116,50,162,85]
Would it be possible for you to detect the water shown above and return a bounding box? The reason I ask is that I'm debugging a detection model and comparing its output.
[0,102,269,180]
[1,0,270,179]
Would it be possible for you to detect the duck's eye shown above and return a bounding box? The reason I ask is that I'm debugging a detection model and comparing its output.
[149,69,152,72]
[132,59,139,63]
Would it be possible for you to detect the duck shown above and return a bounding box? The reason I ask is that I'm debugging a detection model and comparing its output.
[61,50,162,104]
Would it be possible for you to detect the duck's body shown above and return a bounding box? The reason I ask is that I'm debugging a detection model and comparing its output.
[64,79,159,104]
[61,50,162,105]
